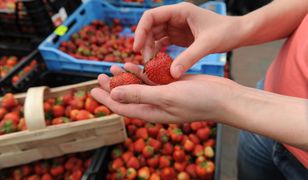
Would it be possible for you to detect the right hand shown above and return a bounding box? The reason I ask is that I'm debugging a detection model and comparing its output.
[134,2,245,78]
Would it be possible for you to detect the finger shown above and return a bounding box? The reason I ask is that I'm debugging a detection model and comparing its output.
[133,5,176,52]
[154,37,170,55]
[91,88,171,122]
[110,84,162,105]
[98,74,110,92]
[124,63,156,85]
[170,38,209,79]
[142,31,155,62]
[152,25,167,40]
[110,65,125,76]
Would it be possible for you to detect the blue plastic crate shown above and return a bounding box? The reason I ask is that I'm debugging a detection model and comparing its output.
[107,0,182,8]
[39,0,227,76]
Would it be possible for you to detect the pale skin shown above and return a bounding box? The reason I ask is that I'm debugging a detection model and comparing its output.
[91,0,308,150]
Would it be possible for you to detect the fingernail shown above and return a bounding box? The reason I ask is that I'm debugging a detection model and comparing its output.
[174,64,184,78]
[111,88,125,102]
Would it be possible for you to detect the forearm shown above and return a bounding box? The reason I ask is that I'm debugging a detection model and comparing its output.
[219,86,308,150]
[238,0,308,46]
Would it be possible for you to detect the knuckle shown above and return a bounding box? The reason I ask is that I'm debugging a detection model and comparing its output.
[159,90,175,107]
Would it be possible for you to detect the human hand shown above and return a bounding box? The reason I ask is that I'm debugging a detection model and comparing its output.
[91,64,240,123]
[134,2,243,78]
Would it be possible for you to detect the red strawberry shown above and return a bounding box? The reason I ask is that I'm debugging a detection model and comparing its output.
[52,117,70,125]
[157,128,169,143]
[138,167,150,180]
[170,128,183,142]
[196,161,208,178]
[159,156,171,168]
[195,156,206,165]
[186,164,197,178]
[3,112,20,124]
[126,168,137,179]
[138,155,147,167]
[194,144,204,157]
[127,124,137,136]
[111,158,124,170]
[205,161,215,174]
[146,123,161,138]
[161,142,173,155]
[134,138,145,153]
[196,127,211,141]
[189,134,200,145]
[52,105,65,117]
[148,138,161,152]
[144,52,175,85]
[85,97,99,113]
[75,110,94,120]
[149,173,161,180]
[115,167,126,180]
[63,91,74,105]
[69,98,84,110]
[41,173,53,180]
[1,93,17,109]
[110,72,142,90]
[147,155,159,168]
[127,156,140,169]
[161,167,176,180]
[142,145,154,158]
[122,151,134,163]
[136,127,149,139]
[190,122,203,131]
[131,118,145,127]
[173,149,186,162]
[50,166,64,176]
[183,139,195,152]
[178,172,190,180]
[174,162,187,172]
[204,138,215,147]
[94,105,111,117]
[0,107,7,119]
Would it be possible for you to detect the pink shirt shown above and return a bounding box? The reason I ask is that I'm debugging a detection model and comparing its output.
[265,14,308,168]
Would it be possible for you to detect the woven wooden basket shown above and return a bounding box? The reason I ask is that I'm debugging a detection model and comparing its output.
[0,80,126,169]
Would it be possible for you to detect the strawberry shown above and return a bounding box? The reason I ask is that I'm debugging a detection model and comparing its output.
[94,105,111,117]
[70,169,83,180]
[126,168,137,179]
[69,98,84,110]
[173,149,186,162]
[138,167,150,180]
[0,107,7,119]
[70,109,80,120]
[194,144,204,157]
[147,155,159,168]
[62,91,74,105]
[134,138,145,153]
[85,97,99,113]
[204,138,215,147]
[190,122,203,131]
[52,105,65,117]
[144,52,175,85]
[127,156,140,169]
[146,123,161,138]
[196,127,211,141]
[195,156,206,165]
[1,93,17,109]
[0,119,17,134]
[161,142,173,155]
[185,164,197,178]
[196,161,208,178]
[41,173,53,180]
[205,161,215,174]
[43,102,52,113]
[122,151,134,163]
[110,72,142,90]
[21,165,32,176]
[131,118,145,127]
[111,158,124,170]
[75,110,94,120]
[170,128,183,142]
[127,124,137,136]
[136,127,149,139]
[142,145,154,158]
[27,175,40,180]
[178,172,190,180]
[52,117,70,125]
[138,155,147,167]
[115,167,126,180]
[50,166,64,176]
[159,156,171,168]
[183,139,195,152]
[161,167,176,180]
[111,147,123,159]
[3,112,20,124]
[189,134,200,145]
[149,173,161,180]
[182,123,191,134]
[157,128,169,143]
[148,138,161,152]
[204,146,215,158]
[174,161,187,172]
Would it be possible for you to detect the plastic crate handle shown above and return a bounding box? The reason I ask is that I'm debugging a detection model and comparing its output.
[24,86,49,131]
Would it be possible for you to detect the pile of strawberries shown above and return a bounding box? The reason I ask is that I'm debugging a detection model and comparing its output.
[59,19,144,65]
[0,151,93,180]
[0,89,112,135]
[0,55,37,84]
[107,118,216,180]
[0,0,15,10]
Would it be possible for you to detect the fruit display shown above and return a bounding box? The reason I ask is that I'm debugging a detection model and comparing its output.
[0,0,15,11]
[0,89,112,135]
[59,19,144,65]
[0,151,93,180]
[0,55,38,84]
[106,119,217,180]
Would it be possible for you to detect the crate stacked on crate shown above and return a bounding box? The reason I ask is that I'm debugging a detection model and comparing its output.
[107,0,182,8]
[0,0,81,52]
[0,80,126,169]
[39,0,227,77]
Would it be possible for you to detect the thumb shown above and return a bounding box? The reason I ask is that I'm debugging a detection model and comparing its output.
[110,85,161,104]
[171,39,209,79]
